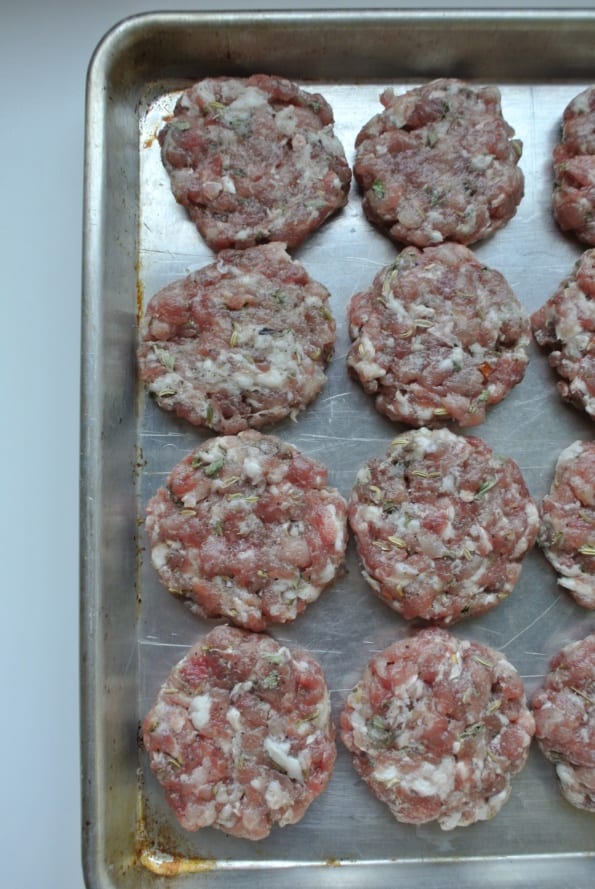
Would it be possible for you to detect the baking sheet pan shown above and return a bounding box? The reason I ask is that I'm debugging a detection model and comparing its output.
[81,10,595,888]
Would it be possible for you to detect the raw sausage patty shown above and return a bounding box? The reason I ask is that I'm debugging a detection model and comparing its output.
[537,440,595,609]
[531,633,595,812]
[145,430,347,630]
[354,78,524,247]
[348,428,539,624]
[340,627,535,830]
[347,243,530,427]
[531,249,595,419]
[137,243,335,433]
[142,625,336,839]
[552,86,595,245]
[159,74,352,251]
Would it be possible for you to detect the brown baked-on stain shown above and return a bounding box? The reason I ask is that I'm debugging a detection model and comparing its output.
[136,276,144,325]
[139,849,217,876]
[136,772,217,876]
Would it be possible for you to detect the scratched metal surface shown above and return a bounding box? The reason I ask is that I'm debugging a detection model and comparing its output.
[82,11,595,889]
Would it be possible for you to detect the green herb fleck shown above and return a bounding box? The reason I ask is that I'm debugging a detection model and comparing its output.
[578,543,595,556]
[262,671,280,689]
[153,345,176,372]
[472,655,494,669]
[264,652,286,665]
[371,180,386,199]
[204,457,225,477]
[459,722,484,741]
[169,120,191,131]
[475,478,498,499]
[571,686,595,705]
[366,715,392,747]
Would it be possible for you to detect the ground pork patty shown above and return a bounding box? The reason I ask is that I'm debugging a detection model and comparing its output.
[145,430,347,630]
[348,428,539,625]
[353,78,523,247]
[142,625,336,839]
[159,74,352,251]
[340,627,534,830]
[531,249,595,419]
[531,633,595,812]
[347,243,530,427]
[552,86,595,245]
[137,243,335,433]
[537,440,595,610]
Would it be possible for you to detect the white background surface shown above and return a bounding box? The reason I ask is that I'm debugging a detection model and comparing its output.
[2,2,594,888]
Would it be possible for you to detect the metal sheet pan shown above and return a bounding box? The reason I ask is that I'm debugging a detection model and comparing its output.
[81,10,595,888]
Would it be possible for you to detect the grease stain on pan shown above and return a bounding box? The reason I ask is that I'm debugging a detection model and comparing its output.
[139,848,217,875]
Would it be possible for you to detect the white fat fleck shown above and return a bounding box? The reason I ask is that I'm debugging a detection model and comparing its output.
[355,465,372,485]
[449,650,463,680]
[441,472,458,495]
[407,428,441,458]
[230,680,253,701]
[264,737,304,781]
[361,504,384,524]
[237,514,262,536]
[469,523,493,553]
[221,175,236,194]
[150,542,170,571]
[199,327,305,392]
[571,90,592,114]
[470,153,494,171]
[510,502,539,557]
[218,803,239,829]
[325,504,345,552]
[315,690,331,729]
[250,776,266,792]
[224,86,269,117]
[220,588,255,625]
[200,441,227,464]
[264,779,292,810]
[268,577,296,599]
[286,520,305,537]
[274,105,298,136]
[558,576,595,604]
[296,580,318,603]
[373,763,400,786]
[317,127,344,156]
[243,455,264,483]
[189,693,212,731]
[148,371,183,402]
[558,439,586,467]
[317,561,336,585]
[352,333,386,381]
[398,758,455,799]
[385,562,419,585]
[226,705,242,732]
[357,332,376,360]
